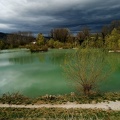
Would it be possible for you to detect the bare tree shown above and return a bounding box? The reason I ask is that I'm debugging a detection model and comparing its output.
[76,27,90,45]
[6,31,34,48]
[51,28,70,43]
[76,31,85,45]
[63,48,116,95]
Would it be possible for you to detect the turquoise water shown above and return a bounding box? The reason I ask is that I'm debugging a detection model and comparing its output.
[0,49,120,97]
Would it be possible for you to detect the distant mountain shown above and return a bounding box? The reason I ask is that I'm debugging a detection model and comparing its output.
[0,32,51,41]
[0,32,8,40]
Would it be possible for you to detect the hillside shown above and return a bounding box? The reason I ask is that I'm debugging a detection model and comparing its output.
[0,32,8,40]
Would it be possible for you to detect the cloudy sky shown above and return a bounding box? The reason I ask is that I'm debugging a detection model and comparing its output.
[0,0,120,35]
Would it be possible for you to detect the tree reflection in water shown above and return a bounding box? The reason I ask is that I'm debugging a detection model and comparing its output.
[9,49,73,65]
[9,55,34,64]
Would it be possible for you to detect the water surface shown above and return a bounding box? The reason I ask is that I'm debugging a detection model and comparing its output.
[0,49,120,97]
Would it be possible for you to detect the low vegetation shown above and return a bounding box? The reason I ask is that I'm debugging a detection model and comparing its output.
[29,44,48,52]
[0,92,33,105]
[0,107,120,120]
[0,92,120,105]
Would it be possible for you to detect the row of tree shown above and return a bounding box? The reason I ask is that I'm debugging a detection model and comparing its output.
[36,20,120,50]
[0,31,35,49]
[0,20,120,50]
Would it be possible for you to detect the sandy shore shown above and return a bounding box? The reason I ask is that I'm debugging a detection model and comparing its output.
[0,101,120,111]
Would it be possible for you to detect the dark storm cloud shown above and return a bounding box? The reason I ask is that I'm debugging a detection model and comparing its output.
[0,0,120,34]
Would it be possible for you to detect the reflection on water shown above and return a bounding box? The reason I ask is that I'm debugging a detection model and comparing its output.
[49,52,66,65]
[9,56,34,64]
[0,49,74,97]
[8,49,72,65]
[0,49,120,97]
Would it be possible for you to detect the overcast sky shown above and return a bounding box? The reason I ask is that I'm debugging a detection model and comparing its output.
[0,0,120,35]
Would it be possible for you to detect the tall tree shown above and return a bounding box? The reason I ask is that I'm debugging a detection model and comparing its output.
[101,26,109,40]
[6,31,34,48]
[76,27,90,46]
[109,20,120,32]
[76,32,85,45]
[36,33,45,46]
[105,28,120,50]
[51,28,70,43]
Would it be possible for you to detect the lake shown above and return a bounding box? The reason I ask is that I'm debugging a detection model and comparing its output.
[0,49,120,97]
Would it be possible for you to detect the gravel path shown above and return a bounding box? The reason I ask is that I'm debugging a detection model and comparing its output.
[0,101,120,110]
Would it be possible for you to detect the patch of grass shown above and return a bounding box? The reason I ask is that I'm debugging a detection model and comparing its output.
[0,92,120,105]
[0,92,33,105]
[0,107,119,120]
[34,92,120,105]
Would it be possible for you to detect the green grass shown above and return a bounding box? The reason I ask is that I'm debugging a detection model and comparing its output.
[0,107,120,120]
[0,92,120,105]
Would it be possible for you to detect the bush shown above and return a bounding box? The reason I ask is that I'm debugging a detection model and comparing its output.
[63,43,73,49]
[63,48,116,95]
[29,44,48,52]
[0,92,33,105]
[53,41,63,48]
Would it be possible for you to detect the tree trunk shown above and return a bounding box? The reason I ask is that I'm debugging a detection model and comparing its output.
[83,84,92,95]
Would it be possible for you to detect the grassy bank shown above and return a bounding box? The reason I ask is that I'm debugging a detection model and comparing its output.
[0,92,120,105]
[0,92,120,119]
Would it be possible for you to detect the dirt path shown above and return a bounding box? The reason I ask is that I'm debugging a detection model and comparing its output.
[0,101,120,110]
